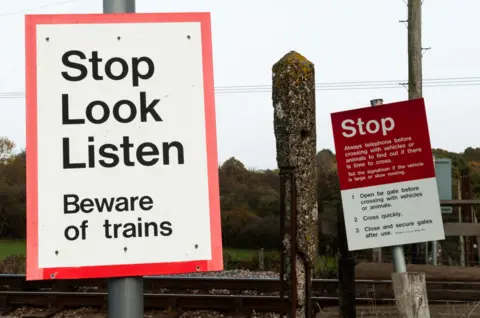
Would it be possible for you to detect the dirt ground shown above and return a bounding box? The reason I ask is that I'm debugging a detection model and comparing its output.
[355,262,480,282]
[2,308,275,318]
[317,303,480,317]
[3,304,480,318]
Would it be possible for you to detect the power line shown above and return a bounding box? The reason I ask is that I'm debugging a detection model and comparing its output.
[0,76,479,99]
[0,0,81,18]
[214,76,480,90]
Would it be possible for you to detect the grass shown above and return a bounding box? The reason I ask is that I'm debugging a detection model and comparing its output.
[0,241,337,275]
[0,240,25,259]
[224,247,258,260]
[224,247,338,275]
[0,242,263,262]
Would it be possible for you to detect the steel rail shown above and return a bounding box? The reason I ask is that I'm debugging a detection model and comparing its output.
[0,275,478,305]
[0,290,473,316]
[0,275,478,291]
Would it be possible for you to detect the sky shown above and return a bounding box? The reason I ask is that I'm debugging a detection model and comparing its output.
[0,0,479,169]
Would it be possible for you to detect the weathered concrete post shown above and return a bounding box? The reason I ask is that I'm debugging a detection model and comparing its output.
[272,51,318,317]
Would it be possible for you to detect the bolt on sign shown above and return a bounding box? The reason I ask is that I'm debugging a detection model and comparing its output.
[25,13,222,280]
[330,98,445,251]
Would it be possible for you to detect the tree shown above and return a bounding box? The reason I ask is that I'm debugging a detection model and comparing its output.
[0,137,15,163]
[316,149,340,204]
[0,141,26,238]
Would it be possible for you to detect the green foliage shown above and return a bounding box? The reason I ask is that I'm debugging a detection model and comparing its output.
[0,138,26,239]
[0,254,25,274]
[0,137,15,163]
[222,250,233,268]
[251,250,281,272]
[0,240,25,259]
[2,134,480,260]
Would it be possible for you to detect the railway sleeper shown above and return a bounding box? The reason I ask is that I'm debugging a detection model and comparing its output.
[234,298,243,313]
[21,307,63,318]
[0,295,13,316]
[19,295,65,318]
[167,297,177,311]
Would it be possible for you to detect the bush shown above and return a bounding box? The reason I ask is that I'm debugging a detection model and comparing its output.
[0,254,25,274]
[221,209,260,248]
[222,211,280,250]
[239,216,280,249]
[249,250,281,271]
[263,251,281,271]
[223,250,232,269]
[224,258,257,270]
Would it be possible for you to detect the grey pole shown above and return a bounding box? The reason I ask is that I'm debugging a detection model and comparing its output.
[429,156,437,265]
[103,1,143,317]
[103,0,135,13]
[431,241,438,265]
[425,241,429,263]
[108,277,144,317]
[370,98,407,273]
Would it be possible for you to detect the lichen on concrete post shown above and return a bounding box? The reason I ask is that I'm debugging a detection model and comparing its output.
[272,51,318,317]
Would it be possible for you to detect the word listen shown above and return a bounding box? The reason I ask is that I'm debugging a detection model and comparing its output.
[59,50,185,170]
[341,117,395,138]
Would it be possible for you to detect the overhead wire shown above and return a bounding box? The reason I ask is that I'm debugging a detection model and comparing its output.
[0,76,480,99]
[0,4,479,97]
[0,0,82,17]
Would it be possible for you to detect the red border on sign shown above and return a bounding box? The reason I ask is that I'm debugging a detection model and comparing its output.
[25,12,222,280]
[330,98,435,191]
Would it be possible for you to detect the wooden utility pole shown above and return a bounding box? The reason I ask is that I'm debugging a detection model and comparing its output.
[408,0,423,265]
[390,1,431,317]
[408,0,422,100]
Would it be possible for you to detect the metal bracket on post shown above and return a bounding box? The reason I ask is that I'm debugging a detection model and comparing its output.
[279,166,298,318]
[279,167,315,318]
[305,263,313,318]
[337,202,356,318]
[279,169,286,317]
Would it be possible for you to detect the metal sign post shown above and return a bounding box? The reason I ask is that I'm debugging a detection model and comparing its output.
[369,99,407,273]
[103,3,143,318]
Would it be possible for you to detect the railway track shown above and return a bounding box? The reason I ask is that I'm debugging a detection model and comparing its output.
[0,275,479,315]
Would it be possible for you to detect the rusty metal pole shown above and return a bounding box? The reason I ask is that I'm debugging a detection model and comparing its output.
[273,51,318,317]
[461,169,474,266]
[458,175,466,267]
[279,175,286,317]
[337,203,356,317]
